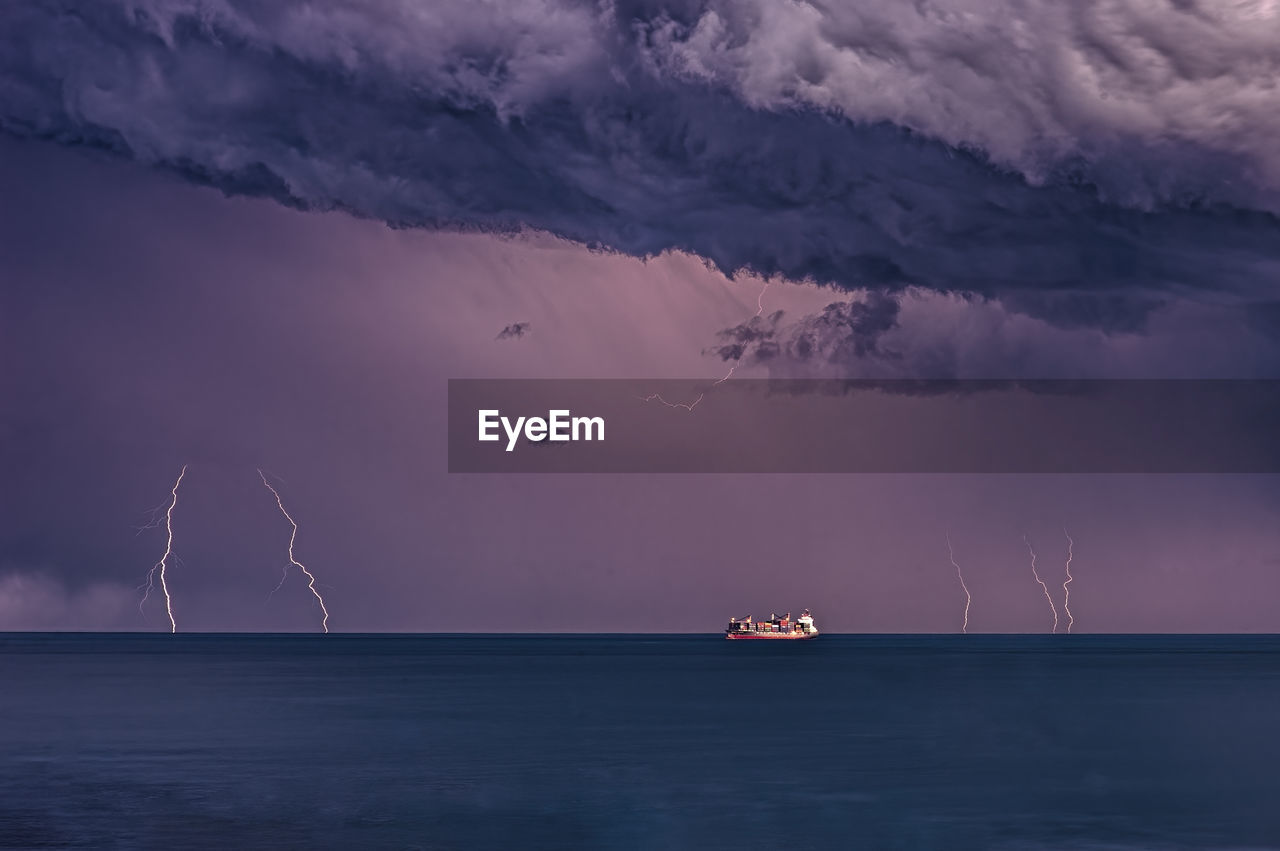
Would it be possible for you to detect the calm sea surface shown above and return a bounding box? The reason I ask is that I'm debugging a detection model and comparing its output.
[1,635,1278,850]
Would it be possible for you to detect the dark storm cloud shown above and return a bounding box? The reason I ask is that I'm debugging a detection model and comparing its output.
[711,294,901,368]
[496,322,531,341]
[2,0,1280,334]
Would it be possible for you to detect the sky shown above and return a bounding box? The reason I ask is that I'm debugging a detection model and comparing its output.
[2,0,1279,632]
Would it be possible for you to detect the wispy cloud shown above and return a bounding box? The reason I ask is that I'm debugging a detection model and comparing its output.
[496,322,531,341]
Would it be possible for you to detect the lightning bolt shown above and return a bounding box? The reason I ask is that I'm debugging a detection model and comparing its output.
[946,531,971,634]
[1024,535,1059,634]
[1063,527,1075,634]
[134,501,171,536]
[638,389,709,411]
[138,465,187,633]
[639,280,770,411]
[258,469,330,633]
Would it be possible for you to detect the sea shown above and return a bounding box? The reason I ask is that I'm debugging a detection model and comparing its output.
[1,634,1277,850]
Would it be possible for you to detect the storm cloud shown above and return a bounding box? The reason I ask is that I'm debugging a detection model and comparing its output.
[711,292,901,369]
[2,94,1280,632]
[2,0,1279,334]
[496,322,531,341]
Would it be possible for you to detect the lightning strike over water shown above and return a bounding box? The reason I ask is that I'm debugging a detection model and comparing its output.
[1025,535,1060,634]
[946,532,971,634]
[1063,527,1076,634]
[640,281,770,411]
[258,469,331,633]
[138,465,187,633]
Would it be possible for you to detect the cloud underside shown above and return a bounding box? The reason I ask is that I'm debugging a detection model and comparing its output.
[709,288,1280,378]
[2,0,1279,340]
[496,322,532,341]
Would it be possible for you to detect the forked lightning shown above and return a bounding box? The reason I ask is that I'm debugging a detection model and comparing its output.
[258,469,331,633]
[139,465,188,633]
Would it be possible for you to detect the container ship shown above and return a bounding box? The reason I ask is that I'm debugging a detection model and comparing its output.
[725,610,818,640]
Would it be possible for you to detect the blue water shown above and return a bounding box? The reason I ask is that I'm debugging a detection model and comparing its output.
[1,635,1278,850]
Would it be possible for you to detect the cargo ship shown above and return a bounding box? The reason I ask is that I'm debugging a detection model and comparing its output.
[725,609,818,640]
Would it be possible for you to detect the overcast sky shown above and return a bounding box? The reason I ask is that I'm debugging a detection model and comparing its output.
[2,0,1279,631]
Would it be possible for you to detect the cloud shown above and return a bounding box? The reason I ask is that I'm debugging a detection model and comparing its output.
[711,287,1280,378]
[640,0,1280,208]
[0,571,137,631]
[711,293,901,366]
[1,0,1279,335]
[496,321,531,341]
